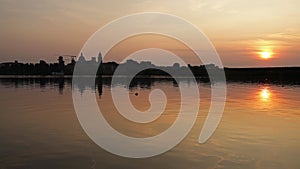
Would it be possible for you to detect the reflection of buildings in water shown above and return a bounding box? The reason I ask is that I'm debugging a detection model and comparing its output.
[13,78,19,88]
[96,78,102,97]
[0,78,70,95]
[0,77,211,96]
[73,77,165,96]
[74,77,212,96]
[107,77,154,90]
[172,79,178,87]
[38,78,47,89]
[102,77,205,90]
[129,78,153,90]
[73,77,103,96]
[58,78,64,95]
[75,78,94,95]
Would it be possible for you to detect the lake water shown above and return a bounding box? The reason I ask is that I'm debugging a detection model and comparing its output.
[0,77,300,169]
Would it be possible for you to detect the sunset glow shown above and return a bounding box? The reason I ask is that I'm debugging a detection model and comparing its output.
[0,0,299,67]
[0,0,300,168]
[259,51,273,60]
[260,88,271,101]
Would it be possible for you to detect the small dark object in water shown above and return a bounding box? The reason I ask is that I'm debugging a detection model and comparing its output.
[135,92,138,96]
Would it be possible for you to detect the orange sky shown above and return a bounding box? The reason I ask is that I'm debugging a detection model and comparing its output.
[0,0,299,67]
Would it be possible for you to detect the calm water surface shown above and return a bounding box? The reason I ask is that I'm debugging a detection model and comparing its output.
[0,77,299,169]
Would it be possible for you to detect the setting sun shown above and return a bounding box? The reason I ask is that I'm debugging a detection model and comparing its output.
[259,51,273,59]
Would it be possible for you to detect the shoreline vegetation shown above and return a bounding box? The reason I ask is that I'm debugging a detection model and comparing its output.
[0,54,299,84]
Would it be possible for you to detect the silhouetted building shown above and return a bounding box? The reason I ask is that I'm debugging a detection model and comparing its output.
[173,63,180,69]
[98,52,102,63]
[58,56,65,73]
[1,52,300,85]
[102,62,118,75]
[91,57,96,63]
[78,53,86,63]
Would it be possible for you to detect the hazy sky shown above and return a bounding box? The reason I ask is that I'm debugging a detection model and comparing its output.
[0,0,299,67]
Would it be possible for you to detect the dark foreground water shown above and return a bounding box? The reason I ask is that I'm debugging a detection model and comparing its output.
[0,77,300,169]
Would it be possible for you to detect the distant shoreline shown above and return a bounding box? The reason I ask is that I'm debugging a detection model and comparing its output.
[1,57,299,85]
[0,66,299,85]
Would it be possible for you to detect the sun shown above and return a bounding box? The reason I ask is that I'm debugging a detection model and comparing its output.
[259,51,273,59]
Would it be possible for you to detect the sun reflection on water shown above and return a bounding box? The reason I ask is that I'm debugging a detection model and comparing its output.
[260,88,271,102]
